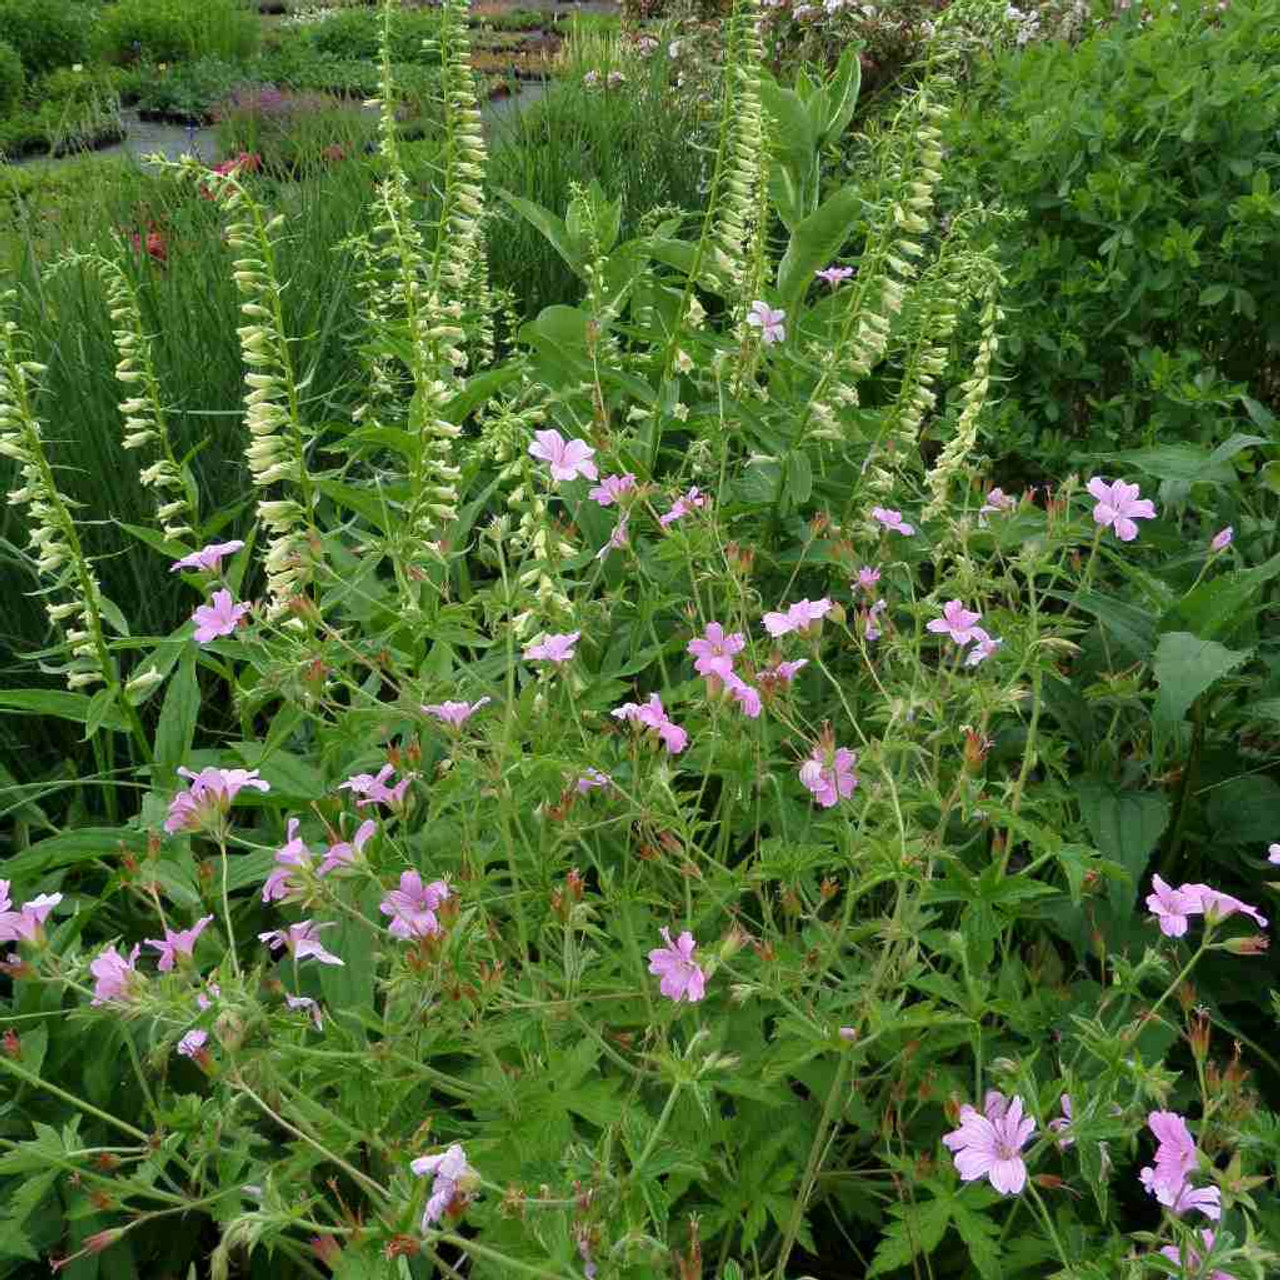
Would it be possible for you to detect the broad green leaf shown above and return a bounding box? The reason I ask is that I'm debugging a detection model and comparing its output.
[154,649,199,775]
[495,187,583,277]
[1,828,149,882]
[1076,779,1170,923]
[776,185,861,315]
[868,1197,951,1276]
[817,45,862,145]
[1205,775,1280,846]
[1152,631,1251,725]
[1110,443,1235,487]
[1159,551,1280,641]
[0,689,128,732]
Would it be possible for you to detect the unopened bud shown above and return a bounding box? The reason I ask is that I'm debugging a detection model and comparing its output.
[1221,935,1269,956]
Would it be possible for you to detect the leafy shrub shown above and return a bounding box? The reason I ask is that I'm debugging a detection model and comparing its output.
[0,0,94,76]
[96,0,260,66]
[300,5,443,62]
[131,56,246,122]
[213,83,376,173]
[255,40,442,104]
[948,0,1280,479]
[0,74,122,158]
[0,35,22,116]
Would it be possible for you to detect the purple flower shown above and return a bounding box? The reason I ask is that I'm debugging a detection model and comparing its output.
[422,697,490,728]
[176,1029,208,1059]
[762,658,807,684]
[815,265,854,288]
[145,915,213,972]
[659,486,708,528]
[611,693,688,754]
[523,632,580,664]
[979,488,1016,520]
[0,884,63,945]
[528,429,598,483]
[1160,1230,1231,1280]
[89,944,141,1005]
[871,506,915,536]
[798,744,858,808]
[864,599,887,642]
[170,540,245,574]
[1048,1095,1073,1149]
[596,513,630,559]
[410,1144,475,1228]
[746,300,786,344]
[259,920,344,967]
[964,627,1002,667]
[1143,1111,1198,1196]
[928,600,983,646]
[576,768,612,794]
[942,1092,1035,1195]
[688,622,745,678]
[1146,874,1197,937]
[723,672,762,719]
[647,927,706,1002]
[196,981,221,1011]
[1181,883,1268,928]
[762,598,832,638]
[285,993,324,1031]
[165,766,269,835]
[1159,1180,1222,1220]
[192,589,251,644]
[1269,842,1280,865]
[262,818,312,904]
[856,566,881,592]
[338,764,411,809]
[318,818,376,877]
[380,871,450,940]
[588,473,637,506]
[1210,526,1233,553]
[1087,477,1157,542]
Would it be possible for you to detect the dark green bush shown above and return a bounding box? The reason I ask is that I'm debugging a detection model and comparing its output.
[132,56,245,122]
[0,36,22,116]
[302,7,442,64]
[0,0,94,76]
[96,0,259,66]
[948,0,1280,479]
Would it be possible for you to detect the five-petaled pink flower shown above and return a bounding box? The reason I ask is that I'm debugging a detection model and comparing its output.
[339,764,412,809]
[524,632,580,664]
[576,768,612,794]
[318,818,377,877]
[942,1091,1035,1195]
[597,514,630,559]
[928,600,983,646]
[380,871,451,940]
[979,488,1016,520]
[1087,477,1157,542]
[90,944,141,1005]
[588,473,637,507]
[872,507,915,536]
[165,766,270,835]
[964,628,1002,667]
[1269,842,1280,865]
[816,265,854,288]
[761,658,807,685]
[762,598,832,638]
[177,1029,208,1059]
[647,927,706,1003]
[659,487,708,528]
[192,589,251,644]
[422,697,490,728]
[1139,1110,1220,1220]
[611,693,688,754]
[1048,1095,1073,1149]
[746,300,786,344]
[259,920,344,966]
[411,1144,475,1228]
[171,540,245,574]
[0,882,63,945]
[856,566,881,592]
[1209,527,1233,554]
[145,915,213,972]
[723,672,762,719]
[798,744,858,808]
[1146,875,1197,937]
[864,599,887,642]
[262,819,313,903]
[528,429,598,483]
[1183,883,1268,928]
[688,622,745,678]
[1160,1230,1231,1280]
[285,993,324,1031]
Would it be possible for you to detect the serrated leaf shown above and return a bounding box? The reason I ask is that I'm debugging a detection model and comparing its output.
[1152,631,1252,725]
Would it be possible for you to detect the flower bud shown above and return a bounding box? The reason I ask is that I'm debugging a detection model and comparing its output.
[1221,934,1269,956]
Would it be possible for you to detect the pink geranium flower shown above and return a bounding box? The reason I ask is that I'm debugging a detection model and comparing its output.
[576,768,612,794]
[928,600,983,646]
[192,589,251,644]
[177,1029,208,1059]
[380,871,450,940]
[872,507,915,536]
[171,540,245,574]
[979,488,1016,520]
[259,920,344,967]
[528,429,598,483]
[864,599,887,642]
[964,627,1002,667]
[746,300,786,344]
[659,487,708,528]
[285,993,324,1031]
[1087,477,1157,542]
[1160,1230,1231,1280]
[1181,883,1268,929]
[856,566,881,592]
[647,927,706,1002]
[422,697,490,728]
[524,632,580,664]
[318,818,376,877]
[165,766,270,835]
[688,622,745,678]
[1048,1094,1073,1149]
[1142,1111,1198,1196]
[942,1091,1035,1195]
[611,693,688,754]
[723,672,762,719]
[145,915,213,972]
[411,1144,475,1228]
[0,883,62,945]
[1209,527,1233,553]
[762,598,832,638]
[798,744,858,808]
[815,266,854,288]
[761,658,807,685]
[588,473,637,507]
[339,764,411,809]
[1146,875,1198,937]
[89,944,141,1005]
[1269,842,1280,865]
[262,819,313,904]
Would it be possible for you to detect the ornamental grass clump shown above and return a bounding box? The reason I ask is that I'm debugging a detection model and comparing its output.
[1,3,1279,1278]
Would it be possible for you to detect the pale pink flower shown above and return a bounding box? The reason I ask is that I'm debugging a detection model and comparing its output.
[864,599,887,642]
[928,600,983,646]
[798,745,858,808]
[816,265,854,287]
[762,598,832,637]
[1160,1230,1230,1280]
[259,920,344,966]
[588,473,637,507]
[965,628,1003,667]
[746,300,786,344]
[0,886,62,944]
[196,982,221,1011]
[838,1026,858,1041]
[979,488,1016,519]
[90,944,141,1005]
[1143,1111,1198,1197]
[1269,842,1280,865]
[524,632,580,664]
[856,566,880,592]
[192,589,250,644]
[1087,477,1157,542]
[285,993,324,1031]
[1048,1095,1073,1149]
[177,1029,208,1059]
[380,871,450,940]
[659,486,708,527]
[422,697,490,728]
[611,693,688,754]
[762,658,807,684]
[1147,874,1198,937]
[596,514,630,559]
[338,764,411,809]
[724,672,762,719]
[262,818,312,903]
[170,540,245,574]
[647,927,706,1002]
[411,1144,475,1228]
[145,915,213,972]
[1209,527,1233,553]
[1181,883,1268,929]
[165,765,269,834]
[688,622,745,678]
[317,818,376,877]
[872,506,915,536]
[576,768,612,794]
[942,1092,1035,1195]
[1161,1181,1222,1221]
[528,429,598,482]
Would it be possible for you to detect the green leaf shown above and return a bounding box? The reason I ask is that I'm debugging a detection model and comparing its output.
[1109,443,1235,487]
[1198,283,1229,307]
[0,828,148,882]
[495,187,584,277]
[950,1198,1002,1280]
[316,479,391,534]
[817,45,862,146]
[1076,779,1170,923]
[1160,552,1280,642]
[1152,631,1252,725]
[0,689,128,732]
[776,185,861,315]
[154,650,199,774]
[868,1197,951,1276]
[1205,776,1280,846]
